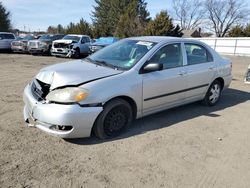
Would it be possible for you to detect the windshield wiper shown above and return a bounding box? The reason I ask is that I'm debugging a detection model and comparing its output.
[84,57,96,64]
[85,58,123,70]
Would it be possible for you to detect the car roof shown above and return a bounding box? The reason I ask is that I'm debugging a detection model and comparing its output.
[65,34,89,37]
[128,36,198,44]
[0,32,15,35]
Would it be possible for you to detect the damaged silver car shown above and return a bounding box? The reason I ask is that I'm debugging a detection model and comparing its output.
[23,37,232,139]
[51,34,91,58]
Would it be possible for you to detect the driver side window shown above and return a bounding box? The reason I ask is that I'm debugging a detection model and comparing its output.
[149,43,183,69]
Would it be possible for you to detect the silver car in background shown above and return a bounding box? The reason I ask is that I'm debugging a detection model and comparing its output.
[0,32,16,50]
[23,36,232,139]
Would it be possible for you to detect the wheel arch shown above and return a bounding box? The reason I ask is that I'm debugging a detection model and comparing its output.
[214,77,224,90]
[103,96,138,119]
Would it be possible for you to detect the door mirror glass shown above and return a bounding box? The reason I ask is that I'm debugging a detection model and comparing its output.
[142,63,163,74]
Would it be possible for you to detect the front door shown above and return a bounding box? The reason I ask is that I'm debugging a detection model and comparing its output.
[142,43,187,114]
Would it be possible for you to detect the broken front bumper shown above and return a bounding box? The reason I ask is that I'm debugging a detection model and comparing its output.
[51,47,73,57]
[23,84,103,138]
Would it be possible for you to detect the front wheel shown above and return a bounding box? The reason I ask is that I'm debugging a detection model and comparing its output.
[93,99,133,139]
[74,48,80,59]
[203,80,222,106]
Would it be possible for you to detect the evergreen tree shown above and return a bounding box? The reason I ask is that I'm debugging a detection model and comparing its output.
[47,26,58,34]
[92,0,150,37]
[57,24,64,34]
[92,0,129,37]
[64,19,92,36]
[115,0,150,38]
[145,11,182,37]
[244,24,250,37]
[228,25,245,37]
[0,2,11,31]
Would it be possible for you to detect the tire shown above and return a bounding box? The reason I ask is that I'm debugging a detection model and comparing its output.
[203,80,222,106]
[48,46,52,56]
[74,48,80,59]
[93,99,133,139]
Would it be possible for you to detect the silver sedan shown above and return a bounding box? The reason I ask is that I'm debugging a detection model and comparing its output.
[23,36,232,139]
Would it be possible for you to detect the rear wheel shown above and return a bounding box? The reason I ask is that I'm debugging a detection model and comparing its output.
[93,99,133,139]
[203,80,222,106]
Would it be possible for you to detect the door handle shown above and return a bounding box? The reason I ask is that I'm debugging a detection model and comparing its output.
[209,66,215,70]
[178,71,187,76]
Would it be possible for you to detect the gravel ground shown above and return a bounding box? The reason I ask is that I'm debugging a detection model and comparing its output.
[0,53,250,188]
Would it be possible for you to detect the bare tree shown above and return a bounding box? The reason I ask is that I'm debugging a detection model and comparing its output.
[172,0,204,30]
[205,0,249,37]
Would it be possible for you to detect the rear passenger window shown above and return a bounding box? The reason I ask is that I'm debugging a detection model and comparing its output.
[149,43,183,69]
[185,44,213,65]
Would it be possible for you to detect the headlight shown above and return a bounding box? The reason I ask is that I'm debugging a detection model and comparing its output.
[39,42,47,47]
[46,87,88,103]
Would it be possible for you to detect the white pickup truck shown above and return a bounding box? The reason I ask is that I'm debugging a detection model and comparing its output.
[51,34,91,58]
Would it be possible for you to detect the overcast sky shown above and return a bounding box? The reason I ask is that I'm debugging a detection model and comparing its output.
[1,0,171,32]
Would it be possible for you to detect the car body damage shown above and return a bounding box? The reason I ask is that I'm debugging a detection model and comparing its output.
[23,36,232,139]
[51,35,91,58]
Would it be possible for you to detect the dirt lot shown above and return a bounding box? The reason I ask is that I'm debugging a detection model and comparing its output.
[0,53,249,188]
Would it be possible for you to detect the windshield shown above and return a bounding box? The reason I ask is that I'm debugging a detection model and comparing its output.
[39,35,53,40]
[87,39,156,70]
[63,35,80,42]
[23,35,33,40]
[0,34,15,39]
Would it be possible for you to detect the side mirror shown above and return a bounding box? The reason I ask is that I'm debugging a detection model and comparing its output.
[0,37,2,40]
[141,63,163,74]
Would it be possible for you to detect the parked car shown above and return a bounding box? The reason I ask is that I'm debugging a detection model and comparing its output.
[51,34,91,58]
[11,35,35,53]
[27,34,64,55]
[89,37,119,53]
[23,36,232,139]
[245,65,250,84]
[0,32,16,51]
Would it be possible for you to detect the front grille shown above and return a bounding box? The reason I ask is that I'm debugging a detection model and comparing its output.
[29,41,38,48]
[31,79,50,101]
[54,43,70,48]
[12,41,22,46]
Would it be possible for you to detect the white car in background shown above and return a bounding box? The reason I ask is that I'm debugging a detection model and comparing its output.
[23,36,232,139]
[51,34,91,58]
[0,32,16,50]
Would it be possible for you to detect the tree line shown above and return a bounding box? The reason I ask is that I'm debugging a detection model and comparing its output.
[1,0,249,37]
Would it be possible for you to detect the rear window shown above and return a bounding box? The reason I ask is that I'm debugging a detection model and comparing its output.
[0,34,15,39]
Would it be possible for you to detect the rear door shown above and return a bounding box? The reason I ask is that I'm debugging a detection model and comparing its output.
[183,43,216,99]
[142,43,187,114]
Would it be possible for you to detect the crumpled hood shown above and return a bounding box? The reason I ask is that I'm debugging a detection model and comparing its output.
[53,39,76,44]
[36,60,123,89]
